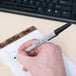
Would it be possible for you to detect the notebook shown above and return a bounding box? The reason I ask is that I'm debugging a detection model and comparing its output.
[0,26,76,76]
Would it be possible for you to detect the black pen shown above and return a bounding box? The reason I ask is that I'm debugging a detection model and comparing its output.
[25,22,72,52]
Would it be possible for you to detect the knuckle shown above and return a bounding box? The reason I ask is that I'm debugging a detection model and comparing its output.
[45,42,62,53]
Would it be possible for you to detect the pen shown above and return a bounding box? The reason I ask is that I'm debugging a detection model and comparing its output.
[25,22,72,53]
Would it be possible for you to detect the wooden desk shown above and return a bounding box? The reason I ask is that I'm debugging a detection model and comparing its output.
[0,12,76,76]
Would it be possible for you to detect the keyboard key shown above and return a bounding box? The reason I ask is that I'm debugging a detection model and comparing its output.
[55,5,61,9]
[28,0,35,5]
[16,0,21,3]
[36,1,41,6]
[53,0,58,3]
[37,7,44,14]
[48,3,54,8]
[36,1,46,7]
[42,2,47,7]
[2,0,16,3]
[54,9,61,16]
[46,8,53,15]
[46,0,51,3]
[59,0,72,6]
[1,0,16,5]
[62,11,71,18]
[22,0,28,4]
[61,6,71,11]
[55,5,71,11]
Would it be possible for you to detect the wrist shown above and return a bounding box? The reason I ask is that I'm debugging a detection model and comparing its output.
[30,67,53,76]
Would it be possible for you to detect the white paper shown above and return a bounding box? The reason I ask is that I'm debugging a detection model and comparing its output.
[63,55,76,76]
[0,30,76,76]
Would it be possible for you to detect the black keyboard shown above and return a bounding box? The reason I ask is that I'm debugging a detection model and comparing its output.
[0,0,76,23]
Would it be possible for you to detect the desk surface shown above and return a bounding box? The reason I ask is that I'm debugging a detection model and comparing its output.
[0,12,76,76]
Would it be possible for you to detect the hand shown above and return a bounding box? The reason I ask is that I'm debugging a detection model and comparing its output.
[16,39,66,76]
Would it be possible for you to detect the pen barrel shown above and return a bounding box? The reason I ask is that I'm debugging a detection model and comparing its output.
[25,32,56,52]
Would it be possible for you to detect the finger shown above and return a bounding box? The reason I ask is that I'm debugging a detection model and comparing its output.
[19,39,38,50]
[18,39,40,56]
[22,67,28,72]
[16,53,35,70]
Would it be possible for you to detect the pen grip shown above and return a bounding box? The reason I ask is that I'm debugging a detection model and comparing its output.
[25,32,56,52]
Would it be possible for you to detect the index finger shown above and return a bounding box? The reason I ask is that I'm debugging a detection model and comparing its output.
[18,39,39,56]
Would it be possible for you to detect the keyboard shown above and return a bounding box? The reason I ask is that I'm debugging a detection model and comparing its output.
[0,0,76,23]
